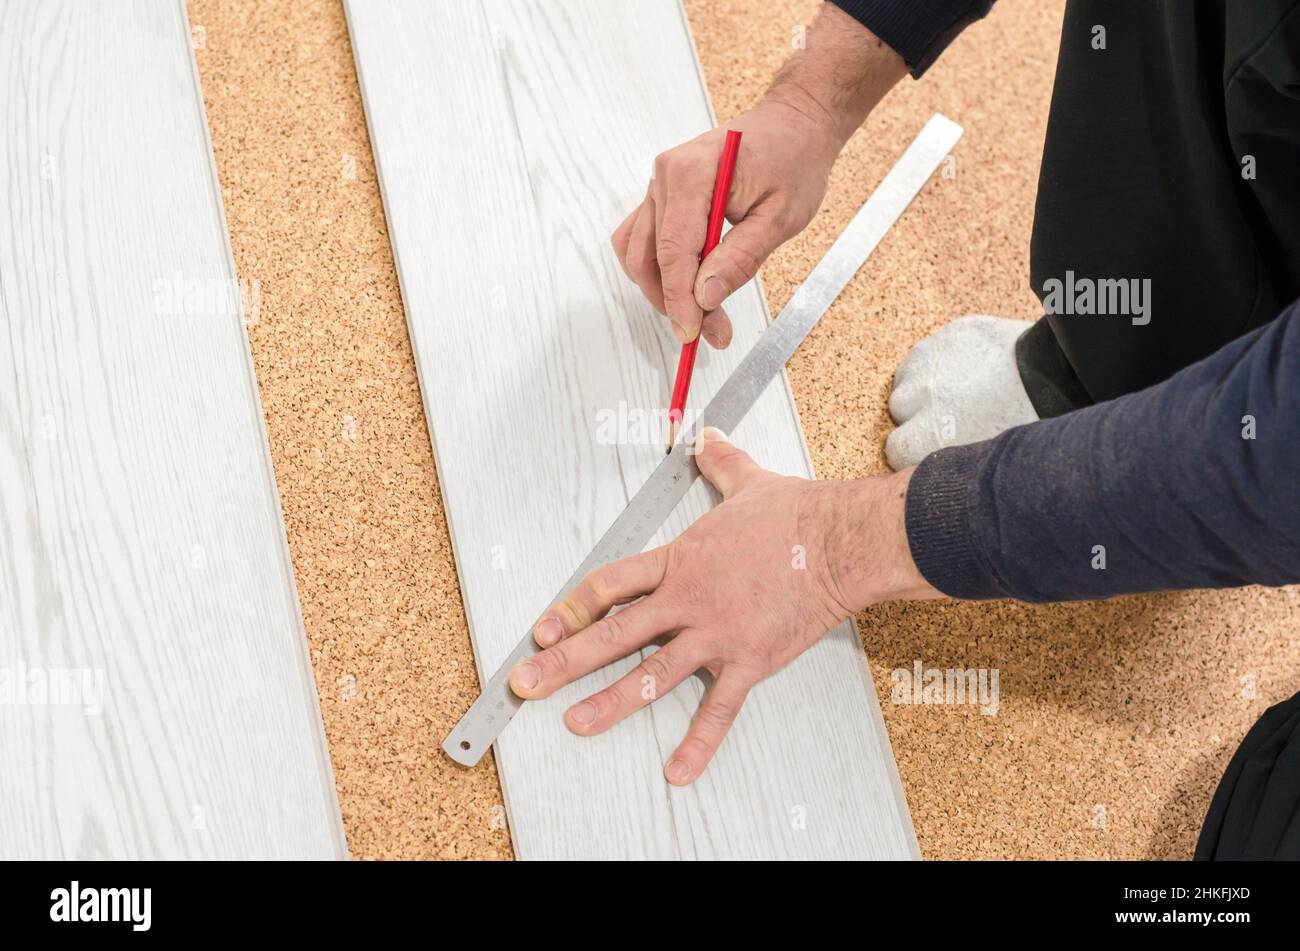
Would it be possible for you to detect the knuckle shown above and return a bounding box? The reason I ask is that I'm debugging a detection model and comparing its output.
[725,242,763,280]
[709,443,741,466]
[772,203,801,235]
[657,233,690,262]
[694,629,729,659]
[539,643,571,679]
[623,236,646,269]
[661,287,689,311]
[594,679,629,713]
[639,649,677,685]
[589,564,619,603]
[732,641,771,672]
[559,593,592,629]
[629,266,658,296]
[618,248,639,278]
[669,570,711,609]
[653,147,702,181]
[697,695,741,730]
[648,545,671,577]
[595,610,630,648]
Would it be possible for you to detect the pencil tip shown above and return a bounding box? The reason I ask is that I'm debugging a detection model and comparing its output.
[664,421,678,453]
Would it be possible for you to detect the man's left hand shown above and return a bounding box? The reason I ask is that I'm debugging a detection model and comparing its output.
[509,427,940,784]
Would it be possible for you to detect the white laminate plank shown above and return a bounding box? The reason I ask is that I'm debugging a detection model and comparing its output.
[0,0,346,859]
[348,0,917,859]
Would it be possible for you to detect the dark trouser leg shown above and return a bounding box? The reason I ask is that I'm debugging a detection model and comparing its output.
[1196,690,1300,860]
[1021,0,1300,415]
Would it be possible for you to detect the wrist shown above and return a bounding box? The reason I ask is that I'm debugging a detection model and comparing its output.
[754,85,846,170]
[822,468,943,611]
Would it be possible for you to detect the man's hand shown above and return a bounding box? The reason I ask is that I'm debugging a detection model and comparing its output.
[610,4,906,349]
[509,428,941,784]
[611,102,840,349]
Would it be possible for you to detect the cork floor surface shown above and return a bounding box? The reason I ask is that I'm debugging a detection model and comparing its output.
[189,0,1300,859]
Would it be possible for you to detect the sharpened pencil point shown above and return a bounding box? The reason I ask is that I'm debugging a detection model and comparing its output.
[665,420,678,453]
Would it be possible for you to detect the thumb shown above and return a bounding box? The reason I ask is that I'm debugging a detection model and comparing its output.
[694,427,763,499]
[693,210,786,312]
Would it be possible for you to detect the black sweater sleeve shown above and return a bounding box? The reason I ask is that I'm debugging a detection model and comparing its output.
[830,0,995,76]
[904,298,1300,602]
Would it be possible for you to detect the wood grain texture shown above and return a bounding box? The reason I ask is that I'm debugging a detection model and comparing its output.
[0,0,346,858]
[347,0,917,859]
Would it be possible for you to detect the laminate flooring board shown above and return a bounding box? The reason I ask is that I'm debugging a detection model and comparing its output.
[347,0,918,859]
[0,0,346,858]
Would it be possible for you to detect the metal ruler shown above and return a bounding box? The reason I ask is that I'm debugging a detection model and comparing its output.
[443,113,963,766]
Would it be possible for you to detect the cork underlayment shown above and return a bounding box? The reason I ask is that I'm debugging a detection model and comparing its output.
[190,0,1300,859]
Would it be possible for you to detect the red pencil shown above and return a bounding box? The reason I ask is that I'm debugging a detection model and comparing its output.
[665,129,742,452]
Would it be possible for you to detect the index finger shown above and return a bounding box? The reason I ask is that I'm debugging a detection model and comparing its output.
[652,154,713,340]
[509,596,681,701]
[529,546,670,648]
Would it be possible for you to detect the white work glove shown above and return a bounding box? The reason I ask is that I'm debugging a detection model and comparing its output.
[886,315,1040,471]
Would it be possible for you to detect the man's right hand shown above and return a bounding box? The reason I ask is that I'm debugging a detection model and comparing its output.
[609,3,907,348]
[610,99,840,349]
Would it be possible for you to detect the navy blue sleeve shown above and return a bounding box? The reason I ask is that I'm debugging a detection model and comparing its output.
[904,298,1300,602]
[830,0,995,77]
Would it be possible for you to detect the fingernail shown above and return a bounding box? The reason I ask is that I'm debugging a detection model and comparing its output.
[702,330,722,348]
[666,759,692,784]
[534,617,562,647]
[568,701,597,726]
[699,275,726,310]
[510,662,540,692]
[671,322,690,344]
[693,426,728,454]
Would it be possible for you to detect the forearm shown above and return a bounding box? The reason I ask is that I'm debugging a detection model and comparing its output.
[905,300,1300,602]
[762,4,907,153]
[758,0,997,154]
